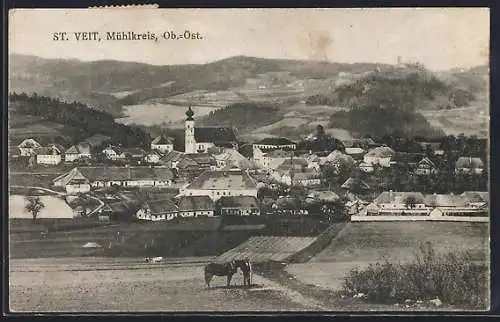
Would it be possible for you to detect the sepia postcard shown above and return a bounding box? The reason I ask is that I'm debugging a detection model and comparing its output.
[7,8,490,313]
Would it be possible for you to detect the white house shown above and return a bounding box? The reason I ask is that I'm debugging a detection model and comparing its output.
[145,150,162,164]
[151,135,174,153]
[102,147,120,160]
[178,195,215,217]
[210,147,254,170]
[17,138,42,156]
[363,146,396,167]
[455,157,485,175]
[136,199,178,221]
[179,168,258,201]
[253,148,293,170]
[366,191,430,216]
[65,143,92,162]
[53,166,174,192]
[36,144,64,165]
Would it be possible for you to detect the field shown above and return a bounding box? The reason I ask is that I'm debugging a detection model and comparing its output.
[116,103,219,126]
[284,222,489,293]
[9,258,313,312]
[420,105,489,138]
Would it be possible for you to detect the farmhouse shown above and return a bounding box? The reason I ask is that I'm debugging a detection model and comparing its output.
[17,138,42,156]
[136,199,178,221]
[414,157,439,176]
[65,143,92,162]
[184,107,238,154]
[36,144,64,165]
[159,150,187,168]
[274,169,321,187]
[252,137,296,154]
[366,191,429,216]
[216,196,261,216]
[210,147,254,170]
[179,169,258,201]
[455,157,485,175]
[53,166,174,192]
[177,195,215,217]
[253,148,293,170]
[363,146,396,167]
[119,148,148,164]
[151,135,174,153]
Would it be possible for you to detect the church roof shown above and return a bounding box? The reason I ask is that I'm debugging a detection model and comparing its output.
[194,127,237,143]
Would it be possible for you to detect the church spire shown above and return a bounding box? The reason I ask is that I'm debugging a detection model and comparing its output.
[186,106,194,121]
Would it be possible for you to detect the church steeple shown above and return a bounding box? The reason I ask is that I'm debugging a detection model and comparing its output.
[186,106,194,121]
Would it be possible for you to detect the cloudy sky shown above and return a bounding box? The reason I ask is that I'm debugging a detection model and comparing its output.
[9,8,489,70]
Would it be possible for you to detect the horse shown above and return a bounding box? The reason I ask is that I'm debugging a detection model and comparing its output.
[204,260,238,288]
[234,258,252,287]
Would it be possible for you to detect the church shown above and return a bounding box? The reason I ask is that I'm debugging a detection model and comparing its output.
[184,107,239,154]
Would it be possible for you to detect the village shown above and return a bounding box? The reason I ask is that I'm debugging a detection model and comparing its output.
[9,106,488,225]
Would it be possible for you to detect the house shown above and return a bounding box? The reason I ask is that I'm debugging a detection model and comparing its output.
[99,199,144,221]
[145,150,162,164]
[179,168,258,201]
[426,192,488,217]
[216,196,261,216]
[151,135,175,153]
[455,157,485,174]
[177,195,215,217]
[390,152,424,168]
[210,147,255,170]
[254,148,294,170]
[65,143,92,162]
[252,137,296,154]
[274,169,321,187]
[102,146,120,160]
[136,199,178,221]
[363,146,396,167]
[274,196,308,215]
[17,138,42,156]
[159,150,187,168]
[119,148,148,164]
[320,150,355,171]
[341,177,371,192]
[184,107,238,153]
[414,157,439,176]
[36,144,64,165]
[53,166,174,192]
[366,191,429,216]
[358,161,374,173]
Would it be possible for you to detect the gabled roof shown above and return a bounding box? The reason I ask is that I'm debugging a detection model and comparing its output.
[184,169,258,190]
[344,147,366,155]
[417,157,438,168]
[65,143,91,155]
[17,138,42,149]
[306,190,340,203]
[145,199,178,214]
[254,137,296,146]
[460,191,489,204]
[54,167,174,184]
[160,150,185,163]
[185,153,217,165]
[455,157,484,168]
[194,127,237,143]
[178,196,214,211]
[365,146,396,158]
[423,194,465,207]
[152,135,174,145]
[216,196,260,208]
[120,148,147,156]
[341,177,370,190]
[37,144,64,155]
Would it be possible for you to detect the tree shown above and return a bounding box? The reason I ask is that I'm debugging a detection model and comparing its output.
[24,196,45,223]
[404,196,417,209]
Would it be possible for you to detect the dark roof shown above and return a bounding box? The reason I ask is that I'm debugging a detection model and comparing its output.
[68,166,173,182]
[341,177,370,190]
[185,153,217,165]
[391,152,424,164]
[184,169,258,190]
[160,150,186,163]
[374,191,426,204]
[152,135,174,145]
[254,137,296,146]
[216,196,260,208]
[194,127,237,143]
[178,196,214,211]
[145,199,178,214]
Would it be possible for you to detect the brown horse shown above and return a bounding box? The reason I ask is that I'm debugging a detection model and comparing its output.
[204,260,238,288]
[234,258,252,286]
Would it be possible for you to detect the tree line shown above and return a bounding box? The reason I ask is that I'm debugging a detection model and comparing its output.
[9,92,151,148]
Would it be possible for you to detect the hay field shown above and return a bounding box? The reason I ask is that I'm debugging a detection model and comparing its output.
[9,258,312,312]
[285,222,489,292]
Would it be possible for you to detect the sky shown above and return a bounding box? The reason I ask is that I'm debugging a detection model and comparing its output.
[9,8,489,71]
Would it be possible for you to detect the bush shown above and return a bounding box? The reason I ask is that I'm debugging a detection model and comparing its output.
[341,242,488,308]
